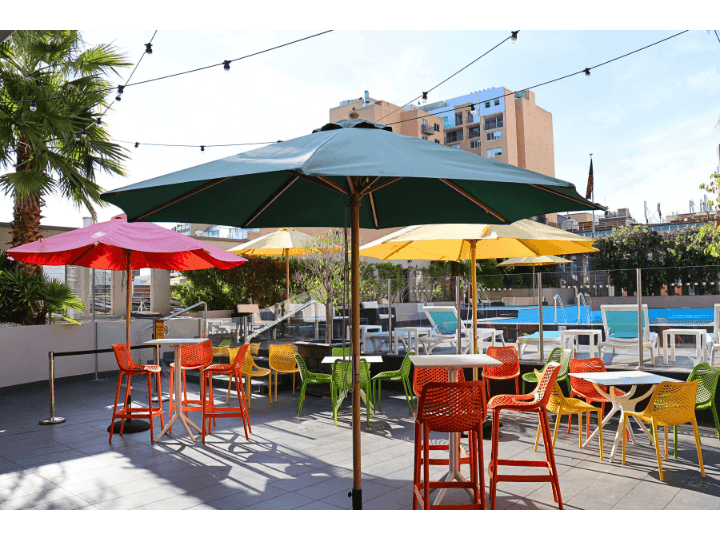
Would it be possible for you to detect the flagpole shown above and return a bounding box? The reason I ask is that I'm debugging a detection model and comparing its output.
[590,153,595,239]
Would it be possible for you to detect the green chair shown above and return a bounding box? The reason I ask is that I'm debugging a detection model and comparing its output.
[332,346,352,356]
[673,364,720,458]
[294,353,331,417]
[521,347,572,395]
[331,358,373,426]
[372,351,415,413]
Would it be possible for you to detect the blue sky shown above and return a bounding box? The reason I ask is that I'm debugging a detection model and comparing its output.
[1,28,718,229]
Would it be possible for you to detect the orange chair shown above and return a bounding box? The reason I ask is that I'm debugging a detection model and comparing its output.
[201,344,252,443]
[168,340,213,426]
[413,381,486,510]
[109,344,164,443]
[569,357,629,440]
[484,346,520,400]
[488,362,563,510]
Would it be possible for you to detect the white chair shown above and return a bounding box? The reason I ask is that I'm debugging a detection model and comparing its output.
[418,306,504,354]
[707,304,720,365]
[597,304,659,365]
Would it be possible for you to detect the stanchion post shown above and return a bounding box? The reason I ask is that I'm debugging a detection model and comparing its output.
[456,276,462,356]
[387,278,393,355]
[539,272,544,364]
[39,351,65,425]
[637,268,643,369]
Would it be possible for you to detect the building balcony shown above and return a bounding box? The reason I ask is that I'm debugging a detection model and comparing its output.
[420,123,434,135]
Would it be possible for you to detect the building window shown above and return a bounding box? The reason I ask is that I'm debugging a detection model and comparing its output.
[486,130,501,141]
[470,140,481,149]
[466,112,474,124]
[422,135,428,140]
[484,101,491,108]
[516,91,527,99]
[448,144,461,149]
[434,123,440,132]
[173,223,191,235]
[494,98,500,106]
[434,139,440,143]
[444,130,463,143]
[487,148,502,158]
[468,126,480,139]
[484,115,503,130]
[454,113,463,126]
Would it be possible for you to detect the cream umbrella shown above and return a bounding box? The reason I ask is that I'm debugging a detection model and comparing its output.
[229,228,318,313]
[359,220,597,362]
[499,255,574,300]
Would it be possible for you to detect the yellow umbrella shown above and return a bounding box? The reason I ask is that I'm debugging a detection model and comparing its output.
[359,220,597,361]
[229,228,318,313]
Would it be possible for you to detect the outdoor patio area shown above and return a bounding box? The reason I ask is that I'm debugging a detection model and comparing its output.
[2,375,719,510]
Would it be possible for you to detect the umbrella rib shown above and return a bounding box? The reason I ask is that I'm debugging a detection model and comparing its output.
[368,192,379,228]
[243,175,299,227]
[361,176,380,192]
[132,176,232,221]
[361,177,404,196]
[532,184,593,206]
[295,173,349,196]
[438,179,506,222]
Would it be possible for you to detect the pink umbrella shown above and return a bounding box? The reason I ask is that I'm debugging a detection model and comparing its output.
[9,213,246,347]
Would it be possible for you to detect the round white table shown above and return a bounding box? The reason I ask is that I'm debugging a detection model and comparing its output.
[572,370,676,462]
[411,354,501,505]
[145,338,210,443]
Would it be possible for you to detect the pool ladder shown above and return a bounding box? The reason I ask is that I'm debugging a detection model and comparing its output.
[553,294,568,324]
[577,293,591,324]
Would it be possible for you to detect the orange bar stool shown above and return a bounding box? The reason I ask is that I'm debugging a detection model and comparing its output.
[484,346,520,401]
[201,344,252,442]
[268,344,300,402]
[488,362,563,510]
[168,340,213,427]
[412,367,470,470]
[413,381,487,510]
[109,343,164,443]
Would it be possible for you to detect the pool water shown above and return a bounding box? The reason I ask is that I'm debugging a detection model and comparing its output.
[479,306,715,326]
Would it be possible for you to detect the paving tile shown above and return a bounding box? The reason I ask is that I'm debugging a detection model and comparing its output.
[243,491,316,510]
[208,485,290,510]
[270,470,333,492]
[296,500,342,510]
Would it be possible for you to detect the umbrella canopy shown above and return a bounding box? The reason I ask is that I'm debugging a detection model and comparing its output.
[8,213,246,347]
[357,220,597,261]
[498,255,574,267]
[99,118,602,510]
[229,228,320,312]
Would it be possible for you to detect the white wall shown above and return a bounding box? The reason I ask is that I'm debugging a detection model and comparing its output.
[0,317,201,389]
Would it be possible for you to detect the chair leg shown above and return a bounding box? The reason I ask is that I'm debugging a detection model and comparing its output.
[413,421,422,509]
[477,426,486,509]
[540,409,562,508]
[711,402,720,441]
[201,372,208,443]
[236,373,250,440]
[423,424,431,509]
[292,372,296,395]
[621,414,628,465]
[297,382,307,417]
[578,412,583,448]
[534,421,542,451]
[226,373,232,405]
[147,373,155,443]
[403,378,414,414]
[377,380,382,409]
[664,425,669,461]
[651,418,664,481]
[514,376,519,395]
[269,373,273,404]
[120,374,131,435]
[553,412,562,446]
[521,378,526,395]
[246,376,252,408]
[156,371,164,431]
[109,373,123,443]
[691,418,706,478]
[490,408,500,510]
[673,425,679,459]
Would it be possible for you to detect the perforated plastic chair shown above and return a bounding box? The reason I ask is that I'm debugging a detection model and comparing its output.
[534,377,604,461]
[268,344,300,402]
[109,343,164,443]
[672,364,720,458]
[295,353,331,417]
[332,346,352,356]
[331,358,373,426]
[201,344,251,442]
[621,380,704,481]
[413,381,486,510]
[168,340,213,425]
[237,343,271,407]
[372,351,415,413]
[522,347,573,395]
[484,346,520,400]
[488,362,563,510]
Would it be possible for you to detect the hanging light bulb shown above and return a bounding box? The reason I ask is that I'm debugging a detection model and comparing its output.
[511,31,519,43]
[30,99,37,112]
[75,132,81,142]
[421,92,428,103]
[584,68,591,77]
[223,60,231,71]
[200,145,205,152]
[470,103,476,114]
[81,127,87,139]
[145,43,153,54]
[134,142,139,148]
[116,85,124,101]
[96,117,102,126]
[115,94,122,102]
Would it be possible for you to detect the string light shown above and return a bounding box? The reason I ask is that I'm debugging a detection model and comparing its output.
[421,92,427,103]
[75,132,81,142]
[470,103,476,113]
[200,145,205,152]
[145,43,153,54]
[134,142,139,148]
[511,31,519,43]
[96,118,102,126]
[584,68,591,77]
[30,99,37,112]
[223,60,231,71]
[81,127,87,138]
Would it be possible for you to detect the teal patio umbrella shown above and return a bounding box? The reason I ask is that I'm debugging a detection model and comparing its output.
[101,116,603,509]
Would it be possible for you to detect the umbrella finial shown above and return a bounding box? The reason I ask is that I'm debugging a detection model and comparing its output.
[349,107,359,120]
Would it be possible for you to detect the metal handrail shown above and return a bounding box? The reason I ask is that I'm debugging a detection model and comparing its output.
[164,301,207,337]
[553,294,567,324]
[247,299,318,342]
[577,293,591,324]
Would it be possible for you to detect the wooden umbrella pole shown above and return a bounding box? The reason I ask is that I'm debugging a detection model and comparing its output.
[350,188,362,510]
[125,256,132,350]
[470,240,478,379]
[285,248,290,314]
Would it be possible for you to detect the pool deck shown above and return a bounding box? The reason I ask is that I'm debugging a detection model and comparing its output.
[2,375,720,510]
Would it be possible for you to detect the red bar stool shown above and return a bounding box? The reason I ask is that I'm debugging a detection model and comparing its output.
[168,340,213,430]
[488,362,563,510]
[484,346,520,401]
[109,344,164,443]
[201,344,252,442]
[413,381,487,510]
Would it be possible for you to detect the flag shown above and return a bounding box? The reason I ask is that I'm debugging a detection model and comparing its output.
[585,158,594,200]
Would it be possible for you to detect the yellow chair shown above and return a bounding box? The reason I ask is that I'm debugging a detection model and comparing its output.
[269,344,300,402]
[231,343,271,407]
[621,380,704,481]
[533,375,604,461]
[213,345,230,363]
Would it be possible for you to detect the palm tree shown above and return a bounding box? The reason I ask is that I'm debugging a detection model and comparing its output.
[0,31,130,270]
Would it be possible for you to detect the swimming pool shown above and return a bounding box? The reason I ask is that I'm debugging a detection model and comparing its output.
[478,306,715,326]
